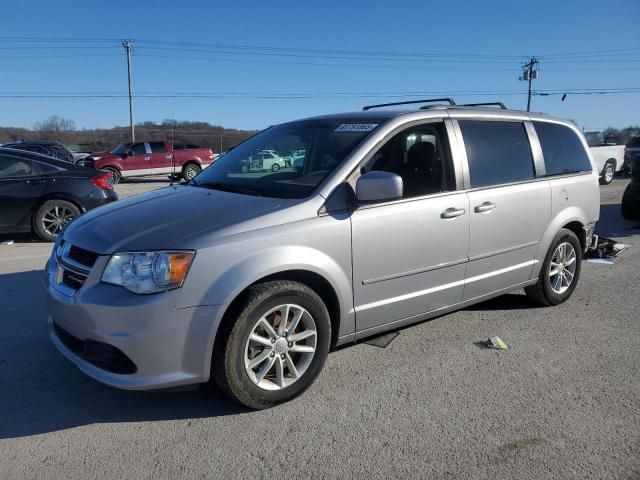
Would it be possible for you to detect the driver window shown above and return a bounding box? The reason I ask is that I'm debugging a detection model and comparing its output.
[365,122,454,198]
[130,143,147,156]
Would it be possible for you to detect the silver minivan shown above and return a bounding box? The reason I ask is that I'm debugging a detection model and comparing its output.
[46,100,600,408]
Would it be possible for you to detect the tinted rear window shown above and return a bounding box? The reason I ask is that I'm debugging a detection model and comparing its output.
[0,154,32,177]
[533,122,592,176]
[459,120,535,188]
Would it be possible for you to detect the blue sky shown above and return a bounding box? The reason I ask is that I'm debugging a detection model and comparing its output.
[0,0,638,132]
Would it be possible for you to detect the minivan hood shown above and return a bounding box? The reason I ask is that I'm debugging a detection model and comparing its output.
[63,185,286,254]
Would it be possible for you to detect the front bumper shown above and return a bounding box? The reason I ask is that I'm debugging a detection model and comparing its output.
[45,254,224,390]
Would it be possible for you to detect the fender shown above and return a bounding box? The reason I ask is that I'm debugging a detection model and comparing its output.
[177,243,354,375]
[531,205,590,278]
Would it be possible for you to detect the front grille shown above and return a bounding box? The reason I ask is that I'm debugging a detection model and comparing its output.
[53,322,137,374]
[68,245,99,268]
[62,269,87,290]
[57,243,97,291]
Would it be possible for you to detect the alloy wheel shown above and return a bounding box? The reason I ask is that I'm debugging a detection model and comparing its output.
[549,242,577,294]
[244,303,317,391]
[41,205,76,236]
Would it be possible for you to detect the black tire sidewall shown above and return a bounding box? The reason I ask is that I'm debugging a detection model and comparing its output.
[34,199,81,242]
[220,283,331,408]
[271,164,280,172]
[600,162,614,185]
[540,229,582,305]
[183,163,201,180]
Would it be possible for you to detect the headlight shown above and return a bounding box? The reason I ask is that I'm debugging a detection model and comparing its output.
[101,251,195,294]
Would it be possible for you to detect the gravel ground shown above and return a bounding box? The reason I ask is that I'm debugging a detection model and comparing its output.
[0,177,638,480]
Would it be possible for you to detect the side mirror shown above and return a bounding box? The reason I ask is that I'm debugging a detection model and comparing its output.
[356,171,403,203]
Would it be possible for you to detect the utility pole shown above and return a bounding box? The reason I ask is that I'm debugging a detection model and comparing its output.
[520,56,539,112]
[122,40,135,142]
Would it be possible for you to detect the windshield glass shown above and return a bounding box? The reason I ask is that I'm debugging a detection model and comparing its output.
[111,143,130,154]
[191,118,379,198]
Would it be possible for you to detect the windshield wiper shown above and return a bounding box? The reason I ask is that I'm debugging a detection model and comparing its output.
[193,181,262,196]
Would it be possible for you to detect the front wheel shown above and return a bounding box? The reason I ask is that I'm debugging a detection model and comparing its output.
[213,281,331,409]
[271,163,280,172]
[525,228,582,306]
[104,167,121,184]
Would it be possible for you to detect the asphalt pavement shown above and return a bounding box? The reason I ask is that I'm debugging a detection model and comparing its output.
[0,177,638,479]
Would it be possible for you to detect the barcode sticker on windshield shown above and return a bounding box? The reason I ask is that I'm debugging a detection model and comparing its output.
[335,123,379,132]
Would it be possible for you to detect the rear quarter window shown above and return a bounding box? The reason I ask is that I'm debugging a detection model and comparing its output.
[459,120,535,188]
[534,122,592,176]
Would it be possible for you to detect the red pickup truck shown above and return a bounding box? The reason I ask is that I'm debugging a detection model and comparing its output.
[84,141,214,183]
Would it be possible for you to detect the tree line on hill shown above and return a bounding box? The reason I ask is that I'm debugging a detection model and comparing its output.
[1,115,638,154]
[0,115,258,154]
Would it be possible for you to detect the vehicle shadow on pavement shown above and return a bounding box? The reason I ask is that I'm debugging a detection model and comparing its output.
[0,232,44,245]
[597,203,640,238]
[464,293,542,311]
[0,270,248,440]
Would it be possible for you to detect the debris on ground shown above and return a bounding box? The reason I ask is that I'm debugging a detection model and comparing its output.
[0,240,14,246]
[364,331,401,348]
[585,236,629,264]
[476,336,509,350]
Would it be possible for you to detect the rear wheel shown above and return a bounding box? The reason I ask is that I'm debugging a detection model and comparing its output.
[525,228,582,306]
[33,200,81,242]
[182,163,201,181]
[271,163,280,172]
[599,160,615,185]
[213,281,331,409]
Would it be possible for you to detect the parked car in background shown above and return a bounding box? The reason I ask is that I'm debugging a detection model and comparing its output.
[622,153,640,220]
[585,132,625,185]
[624,136,640,174]
[46,100,599,409]
[2,140,75,163]
[83,141,214,183]
[239,150,289,173]
[65,144,92,163]
[0,147,116,241]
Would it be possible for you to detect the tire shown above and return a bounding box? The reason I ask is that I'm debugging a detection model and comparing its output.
[525,228,582,306]
[213,280,331,409]
[33,199,81,242]
[104,167,121,184]
[621,182,640,220]
[182,163,201,181]
[599,160,615,185]
[271,163,280,172]
[240,164,249,173]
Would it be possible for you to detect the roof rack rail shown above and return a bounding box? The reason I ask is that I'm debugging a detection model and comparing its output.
[362,98,456,111]
[461,102,507,109]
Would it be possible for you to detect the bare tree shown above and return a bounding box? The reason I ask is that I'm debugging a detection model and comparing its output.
[34,115,76,142]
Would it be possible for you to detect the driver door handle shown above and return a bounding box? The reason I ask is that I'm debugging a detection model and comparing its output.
[144,155,151,161]
[474,201,496,213]
[441,207,466,219]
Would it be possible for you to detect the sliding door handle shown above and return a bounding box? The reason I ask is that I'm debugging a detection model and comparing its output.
[441,207,466,219]
[474,202,496,213]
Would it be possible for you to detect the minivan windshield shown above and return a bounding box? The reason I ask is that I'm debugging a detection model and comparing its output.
[191,118,380,198]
